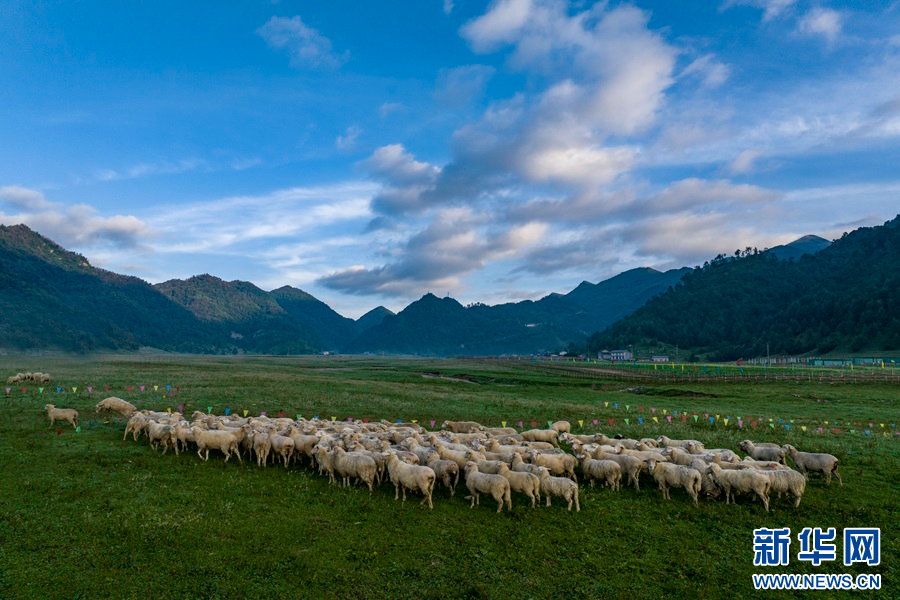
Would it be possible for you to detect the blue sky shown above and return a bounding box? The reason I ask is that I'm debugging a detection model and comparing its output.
[1,1,899,318]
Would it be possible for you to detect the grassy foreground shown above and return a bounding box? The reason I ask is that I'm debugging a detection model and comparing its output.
[0,354,896,599]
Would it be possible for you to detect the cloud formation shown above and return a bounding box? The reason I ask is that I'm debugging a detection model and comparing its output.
[320,1,688,300]
[0,186,150,250]
[797,7,843,44]
[722,0,798,22]
[319,208,547,297]
[257,16,349,69]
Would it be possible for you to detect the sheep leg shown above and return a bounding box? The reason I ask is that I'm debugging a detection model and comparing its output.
[833,468,842,487]
[394,482,400,500]
[197,447,205,461]
[470,492,476,509]
[574,491,580,512]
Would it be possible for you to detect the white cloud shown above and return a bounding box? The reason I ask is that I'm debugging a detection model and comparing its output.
[0,186,151,250]
[521,144,636,188]
[798,8,843,44]
[434,65,496,107]
[256,16,349,70]
[336,125,361,150]
[318,208,548,298]
[91,158,206,183]
[359,145,441,216]
[460,0,533,53]
[145,183,374,255]
[378,102,404,118]
[680,54,731,88]
[727,149,762,174]
[722,0,798,22]
[443,0,454,15]
[0,186,54,211]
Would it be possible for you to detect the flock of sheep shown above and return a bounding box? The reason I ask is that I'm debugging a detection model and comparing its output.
[8,371,51,384]
[72,398,844,513]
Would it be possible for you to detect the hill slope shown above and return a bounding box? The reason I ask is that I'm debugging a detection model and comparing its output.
[586,217,900,360]
[351,267,690,356]
[0,224,224,352]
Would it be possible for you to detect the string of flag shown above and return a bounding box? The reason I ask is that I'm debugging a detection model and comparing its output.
[19,386,895,439]
[6,384,180,396]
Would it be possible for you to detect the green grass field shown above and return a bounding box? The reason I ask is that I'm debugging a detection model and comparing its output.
[0,355,896,599]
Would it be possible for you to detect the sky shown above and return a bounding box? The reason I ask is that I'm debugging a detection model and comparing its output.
[1,1,899,319]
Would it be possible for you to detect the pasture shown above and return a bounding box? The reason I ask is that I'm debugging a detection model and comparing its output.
[0,354,896,599]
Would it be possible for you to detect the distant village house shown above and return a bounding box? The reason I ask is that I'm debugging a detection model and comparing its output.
[600,349,633,361]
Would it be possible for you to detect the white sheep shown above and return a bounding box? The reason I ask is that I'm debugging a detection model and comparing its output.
[441,420,484,433]
[657,436,705,453]
[536,467,580,511]
[173,420,195,454]
[123,412,149,442]
[526,449,577,481]
[147,422,176,454]
[706,463,770,511]
[510,452,543,476]
[645,459,702,507]
[738,440,786,463]
[688,458,721,500]
[268,431,295,467]
[764,469,807,508]
[481,426,518,436]
[191,427,242,463]
[45,404,78,429]
[782,445,842,486]
[332,447,377,492]
[251,430,272,467]
[314,443,336,484]
[95,396,137,418]
[496,462,540,508]
[425,453,460,497]
[594,448,643,491]
[385,452,436,509]
[464,461,511,513]
[349,443,387,485]
[287,427,320,465]
[559,432,602,445]
[436,445,470,470]
[465,452,506,474]
[549,420,571,434]
[581,458,622,492]
[520,429,560,447]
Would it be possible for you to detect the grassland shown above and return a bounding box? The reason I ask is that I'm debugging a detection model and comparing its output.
[0,354,896,599]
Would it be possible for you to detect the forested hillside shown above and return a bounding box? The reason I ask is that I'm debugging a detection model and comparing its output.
[585,216,900,360]
[0,224,223,353]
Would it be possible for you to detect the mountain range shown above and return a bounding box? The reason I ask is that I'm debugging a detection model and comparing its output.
[7,218,895,359]
[585,217,899,360]
[0,223,690,355]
